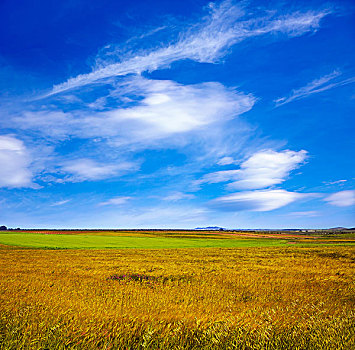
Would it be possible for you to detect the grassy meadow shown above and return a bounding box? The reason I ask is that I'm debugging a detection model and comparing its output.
[0,230,354,349]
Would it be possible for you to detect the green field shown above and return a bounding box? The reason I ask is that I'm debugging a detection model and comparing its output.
[0,232,286,249]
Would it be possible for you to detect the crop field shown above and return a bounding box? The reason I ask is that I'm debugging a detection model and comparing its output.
[0,230,354,349]
[0,232,288,249]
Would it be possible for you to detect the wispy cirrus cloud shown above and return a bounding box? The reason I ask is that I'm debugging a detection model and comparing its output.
[46,1,331,96]
[217,156,236,165]
[324,190,355,207]
[162,192,195,202]
[288,210,319,217]
[99,196,131,206]
[50,200,70,207]
[323,179,347,186]
[60,159,137,182]
[275,70,355,106]
[197,149,307,190]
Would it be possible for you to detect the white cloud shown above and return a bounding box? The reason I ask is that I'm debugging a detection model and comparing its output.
[217,156,236,165]
[0,135,33,188]
[275,70,355,106]
[324,190,355,207]
[199,149,307,190]
[50,200,70,207]
[323,179,347,186]
[47,2,330,95]
[15,77,255,145]
[61,159,137,182]
[15,111,71,140]
[199,169,240,184]
[288,210,319,217]
[211,189,307,211]
[162,192,195,202]
[99,196,131,206]
[230,149,308,190]
[104,78,254,140]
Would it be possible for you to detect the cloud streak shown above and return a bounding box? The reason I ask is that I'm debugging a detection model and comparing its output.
[162,192,195,202]
[47,1,330,96]
[324,190,355,207]
[275,70,355,106]
[50,200,70,207]
[99,196,131,206]
[60,159,137,182]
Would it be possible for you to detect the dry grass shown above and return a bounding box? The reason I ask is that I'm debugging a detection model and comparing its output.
[0,244,354,349]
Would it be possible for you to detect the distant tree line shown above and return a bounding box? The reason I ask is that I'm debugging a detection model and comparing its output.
[0,226,21,231]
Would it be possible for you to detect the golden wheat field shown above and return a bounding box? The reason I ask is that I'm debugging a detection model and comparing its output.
[0,242,354,349]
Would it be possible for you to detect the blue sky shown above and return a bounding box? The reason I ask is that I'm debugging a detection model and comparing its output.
[0,0,354,229]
